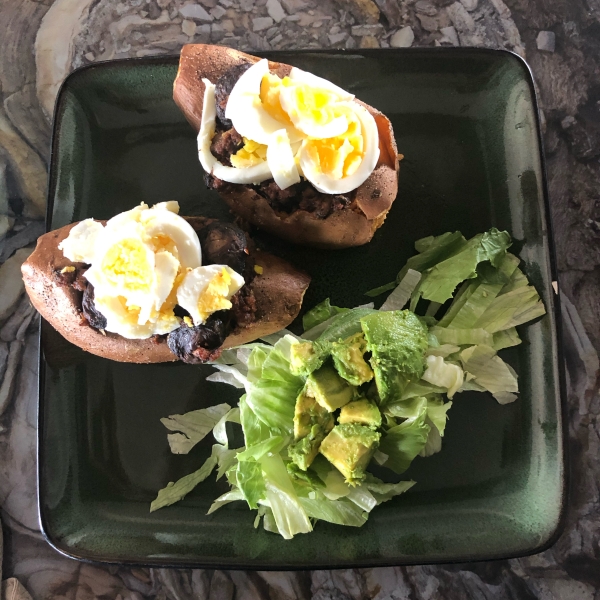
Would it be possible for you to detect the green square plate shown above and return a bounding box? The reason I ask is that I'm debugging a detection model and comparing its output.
[39,48,565,569]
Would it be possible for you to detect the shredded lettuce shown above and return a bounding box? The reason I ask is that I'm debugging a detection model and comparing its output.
[151,453,218,512]
[379,406,430,474]
[460,345,518,395]
[415,229,512,304]
[421,355,463,398]
[260,454,312,539]
[379,269,422,311]
[303,299,349,331]
[160,404,231,455]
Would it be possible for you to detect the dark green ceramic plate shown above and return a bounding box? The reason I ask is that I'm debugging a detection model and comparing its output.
[39,48,565,569]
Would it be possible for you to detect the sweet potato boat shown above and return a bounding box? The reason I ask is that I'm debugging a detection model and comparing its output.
[174,44,400,249]
[22,217,310,363]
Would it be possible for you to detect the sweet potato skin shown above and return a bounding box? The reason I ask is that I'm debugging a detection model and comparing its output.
[21,218,310,363]
[174,44,400,249]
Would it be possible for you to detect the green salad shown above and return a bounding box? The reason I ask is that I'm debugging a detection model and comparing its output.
[150,228,546,539]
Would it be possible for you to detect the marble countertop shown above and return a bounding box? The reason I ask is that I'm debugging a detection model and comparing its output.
[1,0,599,598]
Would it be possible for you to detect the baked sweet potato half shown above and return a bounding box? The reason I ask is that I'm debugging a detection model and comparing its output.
[22,216,310,364]
[174,44,400,249]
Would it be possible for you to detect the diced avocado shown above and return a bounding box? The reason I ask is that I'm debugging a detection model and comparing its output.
[306,364,355,412]
[360,310,429,404]
[339,398,382,428]
[293,390,334,440]
[289,341,325,377]
[289,390,334,471]
[319,424,380,485]
[331,332,374,386]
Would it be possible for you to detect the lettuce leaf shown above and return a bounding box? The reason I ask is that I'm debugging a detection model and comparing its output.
[245,336,304,432]
[379,269,422,311]
[363,474,416,503]
[161,403,231,455]
[492,328,521,351]
[151,454,218,512]
[460,345,518,395]
[379,406,430,474]
[236,460,266,509]
[416,229,512,304]
[421,355,463,398]
[206,488,245,515]
[260,454,312,539]
[303,298,349,331]
[473,285,546,333]
[298,496,368,527]
[430,326,493,347]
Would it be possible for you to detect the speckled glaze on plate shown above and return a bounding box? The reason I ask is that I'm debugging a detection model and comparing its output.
[38,48,566,569]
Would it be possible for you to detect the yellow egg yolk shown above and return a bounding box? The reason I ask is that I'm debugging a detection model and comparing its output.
[230,137,268,168]
[149,232,179,258]
[303,107,364,179]
[260,73,295,127]
[197,267,235,322]
[101,239,153,291]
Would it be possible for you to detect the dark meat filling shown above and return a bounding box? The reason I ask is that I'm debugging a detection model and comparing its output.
[210,128,243,166]
[167,311,229,364]
[199,221,249,275]
[205,174,353,220]
[82,283,107,330]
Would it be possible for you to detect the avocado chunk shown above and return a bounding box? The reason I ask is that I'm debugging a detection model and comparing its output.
[306,364,355,412]
[360,310,429,404]
[339,398,382,428]
[289,341,325,377]
[289,390,334,471]
[331,332,374,386]
[320,424,380,484]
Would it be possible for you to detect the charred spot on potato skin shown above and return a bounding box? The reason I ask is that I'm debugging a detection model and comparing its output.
[167,311,230,364]
[81,283,108,330]
[371,189,381,199]
[215,62,253,128]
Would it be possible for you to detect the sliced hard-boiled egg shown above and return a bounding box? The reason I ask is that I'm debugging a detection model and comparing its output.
[60,202,204,339]
[279,84,349,139]
[198,78,272,185]
[225,59,303,145]
[298,101,380,194]
[59,219,104,263]
[287,67,355,101]
[138,203,202,268]
[177,264,245,326]
[267,129,300,190]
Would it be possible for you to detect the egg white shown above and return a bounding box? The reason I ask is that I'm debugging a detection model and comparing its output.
[225,59,302,145]
[58,219,104,264]
[299,101,380,195]
[198,78,273,185]
[177,264,245,326]
[267,129,300,190]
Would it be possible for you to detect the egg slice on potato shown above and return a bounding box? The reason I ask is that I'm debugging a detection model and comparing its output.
[198,59,381,195]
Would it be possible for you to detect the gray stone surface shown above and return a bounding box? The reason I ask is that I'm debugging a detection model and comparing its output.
[0,0,599,597]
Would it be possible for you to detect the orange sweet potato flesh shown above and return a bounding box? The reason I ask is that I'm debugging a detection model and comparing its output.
[174,44,400,249]
[21,217,310,363]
